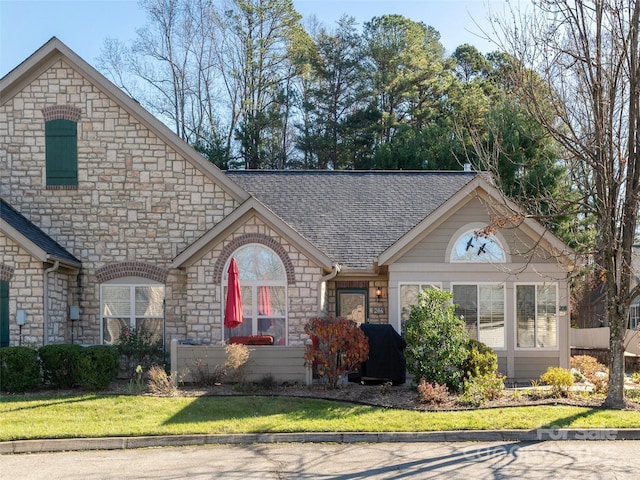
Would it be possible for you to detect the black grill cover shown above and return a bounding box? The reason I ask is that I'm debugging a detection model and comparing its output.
[357,323,407,385]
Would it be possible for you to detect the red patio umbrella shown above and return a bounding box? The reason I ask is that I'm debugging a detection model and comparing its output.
[224,258,243,329]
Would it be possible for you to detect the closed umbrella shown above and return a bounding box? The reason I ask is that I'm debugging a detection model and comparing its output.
[224,258,243,329]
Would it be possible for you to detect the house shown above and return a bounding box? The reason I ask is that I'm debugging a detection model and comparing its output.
[0,38,576,382]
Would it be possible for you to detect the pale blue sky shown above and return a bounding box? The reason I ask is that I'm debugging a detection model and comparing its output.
[0,0,505,77]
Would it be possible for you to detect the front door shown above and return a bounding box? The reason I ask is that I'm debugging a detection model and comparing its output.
[0,281,9,347]
[336,289,368,325]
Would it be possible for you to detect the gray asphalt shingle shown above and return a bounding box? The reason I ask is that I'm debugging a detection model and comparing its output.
[226,170,477,270]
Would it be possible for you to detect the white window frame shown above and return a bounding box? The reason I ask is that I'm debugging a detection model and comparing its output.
[397,282,442,335]
[100,278,165,346]
[449,229,507,263]
[515,282,559,350]
[451,282,506,350]
[629,302,640,330]
[222,244,288,345]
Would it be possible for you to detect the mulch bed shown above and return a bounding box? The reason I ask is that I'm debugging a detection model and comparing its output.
[7,379,640,412]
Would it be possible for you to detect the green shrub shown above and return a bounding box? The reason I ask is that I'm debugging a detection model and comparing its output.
[404,289,469,391]
[464,339,498,380]
[632,371,640,385]
[460,372,505,406]
[539,367,574,398]
[77,345,119,390]
[116,326,163,375]
[39,343,83,388]
[0,346,41,392]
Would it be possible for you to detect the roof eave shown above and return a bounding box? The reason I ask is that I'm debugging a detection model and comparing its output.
[0,219,81,269]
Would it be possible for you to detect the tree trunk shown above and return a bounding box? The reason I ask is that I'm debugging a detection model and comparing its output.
[605,311,627,408]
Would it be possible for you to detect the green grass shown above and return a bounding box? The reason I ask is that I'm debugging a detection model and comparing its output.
[1,394,640,441]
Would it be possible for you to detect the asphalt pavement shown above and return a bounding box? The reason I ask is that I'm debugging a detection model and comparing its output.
[2,440,640,479]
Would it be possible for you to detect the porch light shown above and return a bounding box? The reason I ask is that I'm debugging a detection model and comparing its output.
[376,287,383,300]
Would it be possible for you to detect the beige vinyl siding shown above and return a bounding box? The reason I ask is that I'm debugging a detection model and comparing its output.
[397,199,487,264]
[514,356,559,381]
[396,197,558,265]
[497,356,507,376]
[171,341,310,384]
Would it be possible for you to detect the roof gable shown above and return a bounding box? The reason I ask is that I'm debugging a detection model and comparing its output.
[0,198,80,267]
[0,37,249,204]
[378,176,576,266]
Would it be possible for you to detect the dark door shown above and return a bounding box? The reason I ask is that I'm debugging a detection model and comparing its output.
[0,281,9,347]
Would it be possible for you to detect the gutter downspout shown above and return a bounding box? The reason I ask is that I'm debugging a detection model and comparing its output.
[43,260,60,346]
[317,263,341,314]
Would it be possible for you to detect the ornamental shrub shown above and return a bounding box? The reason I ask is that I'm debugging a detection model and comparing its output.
[116,326,163,375]
[304,316,369,389]
[0,346,41,392]
[404,289,469,392]
[463,339,498,380]
[540,367,574,398]
[460,372,505,406]
[570,355,608,393]
[77,345,120,390]
[417,378,449,405]
[39,343,83,388]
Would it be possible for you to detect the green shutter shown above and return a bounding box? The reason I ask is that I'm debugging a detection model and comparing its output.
[0,281,9,348]
[46,119,78,186]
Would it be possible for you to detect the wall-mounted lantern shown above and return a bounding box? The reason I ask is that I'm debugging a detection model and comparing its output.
[16,309,26,345]
[376,287,383,300]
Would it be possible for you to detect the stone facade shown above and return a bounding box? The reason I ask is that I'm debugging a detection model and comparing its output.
[1,54,326,347]
[182,216,324,346]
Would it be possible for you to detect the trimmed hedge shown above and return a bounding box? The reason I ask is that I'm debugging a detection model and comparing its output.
[39,343,84,388]
[0,346,41,392]
[77,345,119,390]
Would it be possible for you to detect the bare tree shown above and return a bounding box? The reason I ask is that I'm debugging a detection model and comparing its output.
[99,0,224,146]
[490,0,639,407]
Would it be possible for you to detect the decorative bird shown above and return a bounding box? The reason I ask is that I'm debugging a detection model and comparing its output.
[466,237,474,251]
[478,243,487,255]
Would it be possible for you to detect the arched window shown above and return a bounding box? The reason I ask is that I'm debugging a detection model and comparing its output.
[450,230,505,263]
[223,244,287,345]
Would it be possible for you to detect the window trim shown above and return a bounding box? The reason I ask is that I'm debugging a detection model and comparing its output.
[451,282,506,350]
[100,279,165,346]
[446,223,508,264]
[514,282,559,350]
[221,245,288,345]
[629,301,640,330]
[397,282,442,335]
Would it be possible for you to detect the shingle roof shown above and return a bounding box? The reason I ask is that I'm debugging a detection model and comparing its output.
[0,198,80,265]
[226,170,477,270]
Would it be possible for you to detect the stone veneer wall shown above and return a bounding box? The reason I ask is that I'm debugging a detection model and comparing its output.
[0,237,45,345]
[182,216,324,346]
[0,59,240,345]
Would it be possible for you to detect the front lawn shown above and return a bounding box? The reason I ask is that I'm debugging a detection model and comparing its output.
[1,394,640,442]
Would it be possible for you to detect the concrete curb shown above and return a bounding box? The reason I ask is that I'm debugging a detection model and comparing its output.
[3,429,640,454]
